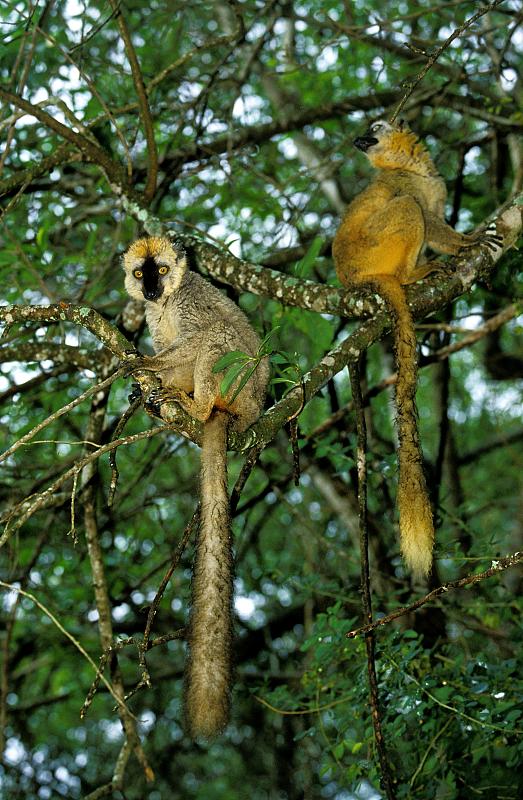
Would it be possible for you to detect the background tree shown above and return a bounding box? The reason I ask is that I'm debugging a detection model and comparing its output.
[1,1,522,798]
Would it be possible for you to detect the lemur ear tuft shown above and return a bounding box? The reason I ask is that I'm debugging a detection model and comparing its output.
[397,118,406,130]
[170,238,186,258]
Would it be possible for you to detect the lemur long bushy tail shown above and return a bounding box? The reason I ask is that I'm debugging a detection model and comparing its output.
[183,412,234,738]
[369,275,434,580]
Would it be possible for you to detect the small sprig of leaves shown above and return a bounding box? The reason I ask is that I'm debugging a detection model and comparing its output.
[269,350,302,399]
[213,328,303,403]
[213,328,280,403]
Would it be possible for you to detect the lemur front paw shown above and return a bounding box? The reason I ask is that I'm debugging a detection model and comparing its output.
[144,387,165,417]
[128,382,143,404]
[459,225,503,254]
[148,387,188,405]
[475,224,503,252]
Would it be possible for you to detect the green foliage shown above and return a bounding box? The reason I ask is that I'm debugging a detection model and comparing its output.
[1,1,522,798]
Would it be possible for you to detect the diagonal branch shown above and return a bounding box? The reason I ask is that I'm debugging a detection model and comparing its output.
[0,426,167,548]
[0,368,126,465]
[346,551,523,639]
[391,0,508,122]
[122,193,522,321]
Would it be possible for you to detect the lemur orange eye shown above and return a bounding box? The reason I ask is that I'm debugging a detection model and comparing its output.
[133,269,143,279]
[158,266,169,275]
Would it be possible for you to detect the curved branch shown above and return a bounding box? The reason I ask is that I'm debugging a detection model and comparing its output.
[123,193,522,321]
[0,342,103,370]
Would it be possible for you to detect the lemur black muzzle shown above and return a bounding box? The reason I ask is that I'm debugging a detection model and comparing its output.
[354,134,379,152]
[142,255,164,301]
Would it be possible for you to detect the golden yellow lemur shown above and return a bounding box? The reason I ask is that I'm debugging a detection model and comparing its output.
[123,237,269,738]
[332,119,499,578]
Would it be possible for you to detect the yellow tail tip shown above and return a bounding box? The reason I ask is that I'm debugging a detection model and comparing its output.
[398,486,434,580]
[400,534,433,580]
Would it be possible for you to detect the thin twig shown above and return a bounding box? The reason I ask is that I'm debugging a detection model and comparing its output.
[107,396,143,507]
[0,426,167,547]
[434,303,520,361]
[230,441,266,513]
[35,24,133,180]
[349,361,396,800]
[81,385,154,783]
[138,511,198,681]
[288,418,301,486]
[346,551,523,639]
[0,367,126,465]
[0,581,131,716]
[0,87,125,185]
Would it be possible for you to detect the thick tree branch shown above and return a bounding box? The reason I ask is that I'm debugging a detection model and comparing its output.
[123,194,522,320]
[0,342,104,371]
[0,303,134,359]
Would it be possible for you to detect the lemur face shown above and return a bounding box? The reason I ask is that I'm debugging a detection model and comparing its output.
[354,119,394,153]
[123,237,187,303]
[130,254,168,301]
[352,119,424,173]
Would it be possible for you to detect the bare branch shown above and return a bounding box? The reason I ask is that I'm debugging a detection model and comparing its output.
[391,0,509,122]
[108,0,158,201]
[346,552,523,639]
[0,426,167,547]
[349,360,396,799]
[0,368,126,465]
[0,580,133,716]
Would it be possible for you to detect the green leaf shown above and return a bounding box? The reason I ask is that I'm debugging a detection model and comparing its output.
[294,236,323,278]
[219,361,250,396]
[213,351,250,373]
[333,742,345,759]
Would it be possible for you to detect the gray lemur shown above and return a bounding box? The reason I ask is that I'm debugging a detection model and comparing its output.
[123,236,269,738]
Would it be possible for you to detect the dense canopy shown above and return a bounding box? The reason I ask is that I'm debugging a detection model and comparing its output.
[0,1,522,798]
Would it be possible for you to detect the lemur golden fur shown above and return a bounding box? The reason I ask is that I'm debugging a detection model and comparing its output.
[332,119,499,578]
[123,237,269,738]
